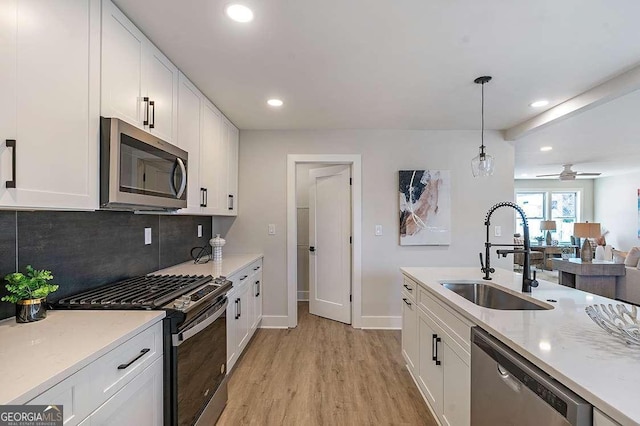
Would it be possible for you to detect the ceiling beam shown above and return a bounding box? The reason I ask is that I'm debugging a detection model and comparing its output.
[504,64,640,141]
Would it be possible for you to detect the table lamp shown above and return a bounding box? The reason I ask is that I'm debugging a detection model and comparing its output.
[573,222,601,262]
[540,220,557,245]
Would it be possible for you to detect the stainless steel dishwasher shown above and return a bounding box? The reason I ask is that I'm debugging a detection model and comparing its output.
[471,328,592,426]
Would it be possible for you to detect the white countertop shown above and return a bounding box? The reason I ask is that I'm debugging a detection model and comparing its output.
[401,267,640,426]
[154,253,263,278]
[0,310,165,405]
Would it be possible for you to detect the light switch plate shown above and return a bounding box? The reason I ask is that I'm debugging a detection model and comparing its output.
[494,226,502,237]
[268,224,276,235]
[144,227,152,245]
[197,224,203,238]
[375,225,383,236]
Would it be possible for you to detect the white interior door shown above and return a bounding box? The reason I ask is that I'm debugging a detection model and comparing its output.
[309,165,352,324]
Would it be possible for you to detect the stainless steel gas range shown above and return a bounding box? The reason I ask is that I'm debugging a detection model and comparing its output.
[52,274,232,426]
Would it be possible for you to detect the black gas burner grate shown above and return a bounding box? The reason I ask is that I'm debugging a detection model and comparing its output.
[55,274,212,309]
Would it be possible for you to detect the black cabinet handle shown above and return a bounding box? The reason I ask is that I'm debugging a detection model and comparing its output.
[149,100,155,129]
[204,188,208,207]
[143,97,150,126]
[402,298,411,307]
[5,139,16,188]
[235,298,239,319]
[403,283,413,292]
[118,348,150,370]
[432,334,441,365]
[228,194,234,210]
[255,280,260,297]
[253,266,261,271]
[238,298,241,318]
[200,188,206,207]
[309,246,315,252]
[240,275,248,281]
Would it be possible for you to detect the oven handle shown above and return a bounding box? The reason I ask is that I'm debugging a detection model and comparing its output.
[172,298,228,347]
[175,158,187,199]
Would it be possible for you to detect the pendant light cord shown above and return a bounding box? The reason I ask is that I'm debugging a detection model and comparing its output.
[481,81,485,153]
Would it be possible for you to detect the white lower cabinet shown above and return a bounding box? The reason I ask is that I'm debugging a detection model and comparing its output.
[27,321,163,426]
[89,357,163,426]
[226,258,263,373]
[402,276,471,426]
[594,409,621,426]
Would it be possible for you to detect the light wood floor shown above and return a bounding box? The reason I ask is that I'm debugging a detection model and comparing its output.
[217,302,436,425]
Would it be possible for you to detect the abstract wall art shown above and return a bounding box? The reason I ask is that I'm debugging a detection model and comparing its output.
[399,170,451,246]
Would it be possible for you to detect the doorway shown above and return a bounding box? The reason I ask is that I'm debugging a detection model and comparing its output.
[287,154,362,328]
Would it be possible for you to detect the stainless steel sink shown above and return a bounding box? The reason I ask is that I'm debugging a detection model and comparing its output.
[440,282,552,310]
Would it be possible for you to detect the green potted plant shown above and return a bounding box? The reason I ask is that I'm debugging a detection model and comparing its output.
[1,265,58,323]
[534,236,544,246]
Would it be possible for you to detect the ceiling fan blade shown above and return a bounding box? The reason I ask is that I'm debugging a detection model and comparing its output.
[576,172,601,176]
[536,173,561,177]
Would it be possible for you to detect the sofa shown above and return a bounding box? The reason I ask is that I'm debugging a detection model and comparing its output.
[614,247,640,306]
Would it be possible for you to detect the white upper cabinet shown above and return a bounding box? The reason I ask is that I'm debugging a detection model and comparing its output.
[0,0,100,210]
[101,0,178,144]
[200,100,224,214]
[226,122,239,215]
[177,73,202,214]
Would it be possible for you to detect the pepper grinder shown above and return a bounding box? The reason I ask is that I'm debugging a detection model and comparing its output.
[210,234,226,262]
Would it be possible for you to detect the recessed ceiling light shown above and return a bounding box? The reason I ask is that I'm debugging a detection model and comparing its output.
[226,4,253,23]
[540,146,553,152]
[267,99,283,107]
[530,100,549,108]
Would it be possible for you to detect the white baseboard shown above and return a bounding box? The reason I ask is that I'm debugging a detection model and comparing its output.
[297,291,309,301]
[260,315,289,329]
[360,315,402,329]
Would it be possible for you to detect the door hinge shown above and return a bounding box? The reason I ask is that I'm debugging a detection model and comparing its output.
[349,178,352,185]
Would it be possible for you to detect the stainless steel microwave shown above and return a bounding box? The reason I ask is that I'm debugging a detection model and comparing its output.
[100,117,188,211]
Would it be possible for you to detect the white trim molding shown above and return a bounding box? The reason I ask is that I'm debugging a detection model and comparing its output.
[360,316,402,330]
[287,154,363,329]
[297,291,309,301]
[260,315,289,329]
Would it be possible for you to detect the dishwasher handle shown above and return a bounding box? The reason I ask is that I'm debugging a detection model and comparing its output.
[472,328,592,425]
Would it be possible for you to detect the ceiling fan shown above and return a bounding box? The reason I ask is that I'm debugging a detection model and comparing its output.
[536,164,601,181]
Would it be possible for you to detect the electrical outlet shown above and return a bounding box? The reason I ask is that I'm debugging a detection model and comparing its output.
[144,228,152,245]
[375,225,383,236]
[197,224,203,238]
[268,224,276,235]
[494,226,502,237]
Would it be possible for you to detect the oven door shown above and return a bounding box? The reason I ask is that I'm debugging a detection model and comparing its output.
[101,117,188,210]
[173,297,227,426]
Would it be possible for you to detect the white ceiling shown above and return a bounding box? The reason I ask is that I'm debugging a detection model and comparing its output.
[514,88,640,179]
[114,0,640,131]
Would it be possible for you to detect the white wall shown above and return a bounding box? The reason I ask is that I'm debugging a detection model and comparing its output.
[594,171,640,251]
[514,179,595,222]
[224,129,515,320]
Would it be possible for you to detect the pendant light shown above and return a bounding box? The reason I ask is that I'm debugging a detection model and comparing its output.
[471,76,495,177]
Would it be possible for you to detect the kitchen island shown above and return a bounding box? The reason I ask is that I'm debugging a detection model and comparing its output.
[401,267,639,426]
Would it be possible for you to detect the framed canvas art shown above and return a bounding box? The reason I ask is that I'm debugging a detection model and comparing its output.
[399,170,451,245]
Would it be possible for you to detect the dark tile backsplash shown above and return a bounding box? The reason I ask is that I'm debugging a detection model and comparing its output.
[0,211,212,320]
[0,211,17,320]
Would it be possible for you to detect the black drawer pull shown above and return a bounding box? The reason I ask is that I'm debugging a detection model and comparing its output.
[143,97,150,126]
[240,275,248,280]
[149,100,155,128]
[402,298,411,307]
[118,348,150,370]
[255,280,260,297]
[403,283,413,292]
[6,139,16,189]
[432,334,441,366]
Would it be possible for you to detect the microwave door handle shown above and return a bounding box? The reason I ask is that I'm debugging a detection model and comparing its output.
[175,158,187,199]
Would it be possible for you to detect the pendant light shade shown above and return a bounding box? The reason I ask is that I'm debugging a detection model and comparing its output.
[471,76,495,177]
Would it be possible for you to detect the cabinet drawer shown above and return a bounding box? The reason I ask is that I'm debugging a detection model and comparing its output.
[418,287,472,354]
[249,259,262,275]
[402,278,417,302]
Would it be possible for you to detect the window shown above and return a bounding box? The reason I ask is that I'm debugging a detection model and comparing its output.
[515,190,580,243]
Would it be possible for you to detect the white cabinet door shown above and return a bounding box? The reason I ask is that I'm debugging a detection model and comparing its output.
[89,357,163,426]
[417,310,443,416]
[226,285,239,372]
[441,342,470,426]
[226,123,239,215]
[101,0,144,128]
[236,276,252,351]
[177,73,202,214]
[401,294,418,372]
[251,270,263,331]
[0,0,99,210]
[200,101,224,214]
[143,43,178,143]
